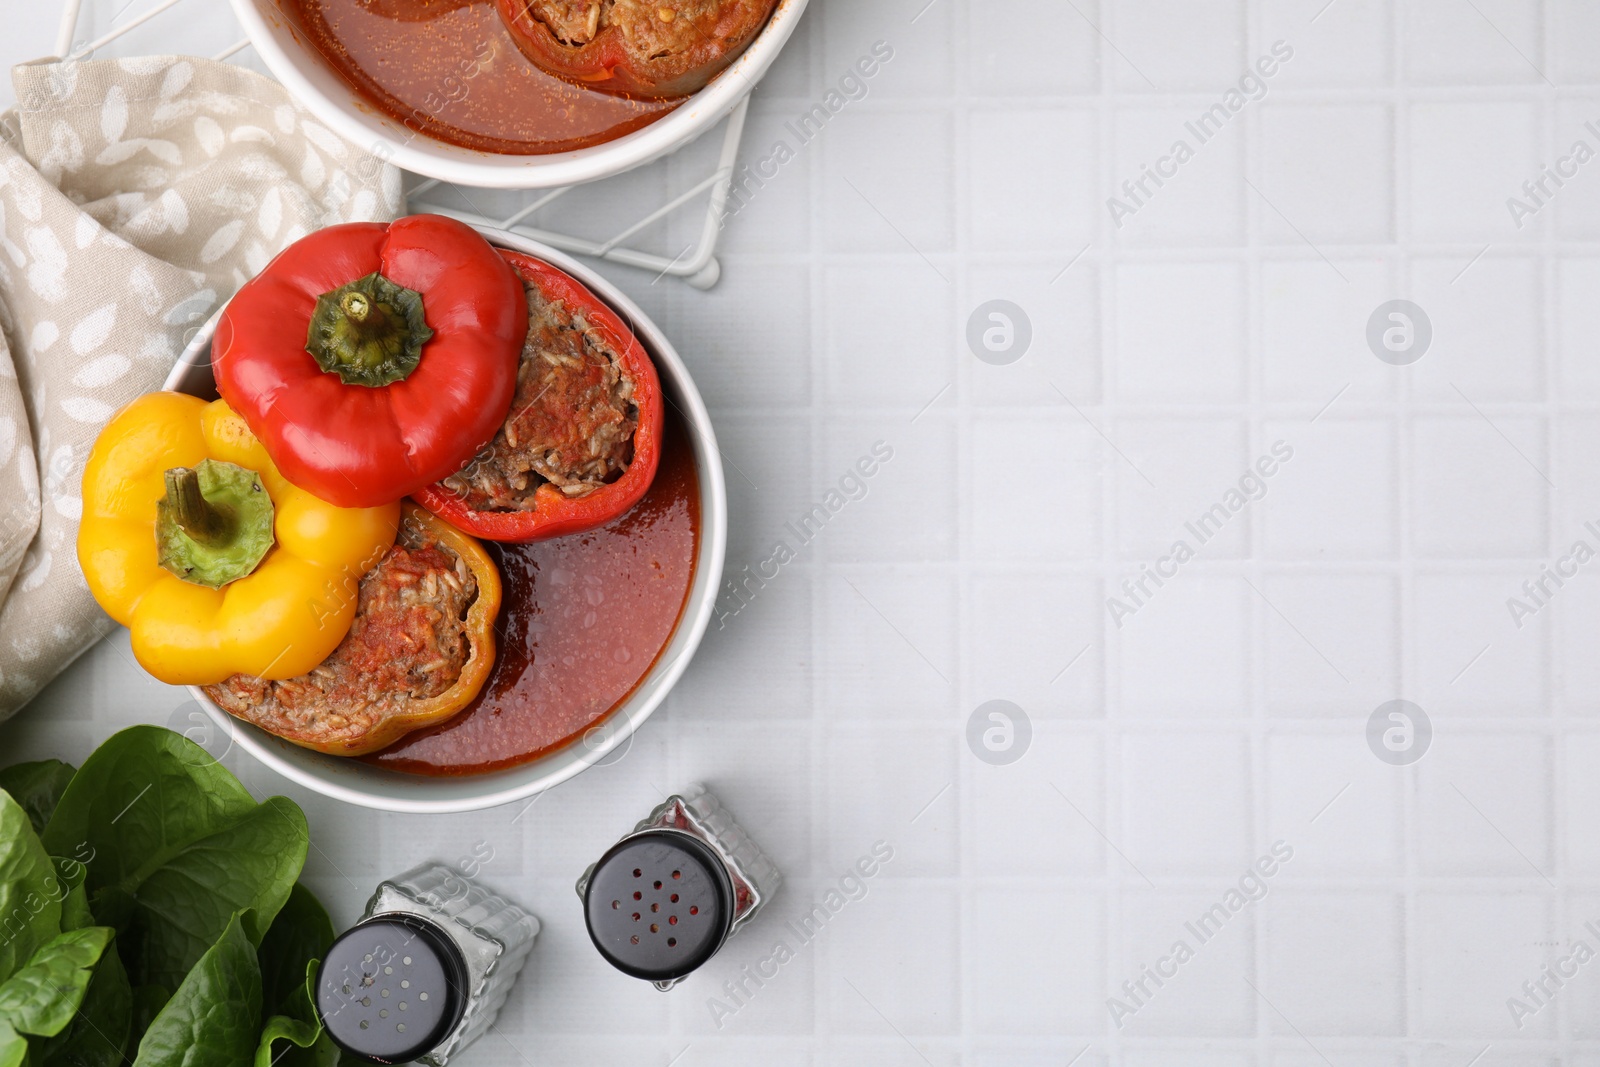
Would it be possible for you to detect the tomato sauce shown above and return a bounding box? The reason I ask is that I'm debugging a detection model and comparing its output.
[367,410,700,775]
[285,0,678,154]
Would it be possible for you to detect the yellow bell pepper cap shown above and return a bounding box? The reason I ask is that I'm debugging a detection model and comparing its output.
[77,392,400,686]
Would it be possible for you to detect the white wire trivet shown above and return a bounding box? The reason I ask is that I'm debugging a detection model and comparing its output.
[51,0,747,288]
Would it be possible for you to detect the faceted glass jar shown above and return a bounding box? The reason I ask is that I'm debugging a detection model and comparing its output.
[318,863,539,1065]
[577,786,780,990]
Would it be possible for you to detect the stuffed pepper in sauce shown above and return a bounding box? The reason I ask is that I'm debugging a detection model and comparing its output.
[205,504,501,757]
[496,0,781,99]
[414,250,663,542]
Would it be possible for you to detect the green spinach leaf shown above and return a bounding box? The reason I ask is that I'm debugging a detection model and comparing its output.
[0,763,76,837]
[258,885,333,1019]
[49,861,91,935]
[131,915,260,1067]
[41,728,308,990]
[256,1012,323,1067]
[254,960,337,1067]
[12,730,337,1067]
[40,728,257,872]
[36,941,131,1067]
[0,1020,26,1067]
[0,927,112,1038]
[0,793,63,984]
[113,797,308,992]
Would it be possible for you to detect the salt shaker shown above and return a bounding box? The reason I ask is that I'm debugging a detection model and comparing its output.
[316,863,539,1065]
[576,786,780,990]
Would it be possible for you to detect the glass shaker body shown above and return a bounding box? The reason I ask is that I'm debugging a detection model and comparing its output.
[577,786,780,990]
[317,863,539,1065]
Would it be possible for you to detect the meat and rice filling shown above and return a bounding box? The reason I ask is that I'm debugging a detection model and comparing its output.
[531,0,752,56]
[440,278,637,512]
[205,519,478,746]
[530,0,604,43]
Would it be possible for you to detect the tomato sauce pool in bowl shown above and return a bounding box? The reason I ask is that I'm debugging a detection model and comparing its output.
[367,407,700,775]
[287,0,679,155]
[169,231,727,812]
[234,0,809,187]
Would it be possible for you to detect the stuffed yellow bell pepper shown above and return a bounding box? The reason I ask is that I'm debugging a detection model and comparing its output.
[78,392,400,685]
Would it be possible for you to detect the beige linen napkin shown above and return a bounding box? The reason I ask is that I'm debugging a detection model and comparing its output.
[0,55,403,721]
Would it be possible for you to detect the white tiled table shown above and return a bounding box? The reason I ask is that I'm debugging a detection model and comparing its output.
[7,0,1600,1063]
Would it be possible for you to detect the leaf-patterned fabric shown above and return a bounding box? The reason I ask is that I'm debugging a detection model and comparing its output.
[0,56,402,721]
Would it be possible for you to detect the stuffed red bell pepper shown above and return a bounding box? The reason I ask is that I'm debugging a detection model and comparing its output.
[495,0,780,100]
[412,249,663,542]
[213,214,527,508]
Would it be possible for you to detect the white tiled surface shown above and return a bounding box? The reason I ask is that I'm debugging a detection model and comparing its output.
[7,0,1600,1062]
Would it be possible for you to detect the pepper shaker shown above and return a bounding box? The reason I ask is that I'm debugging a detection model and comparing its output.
[316,863,539,1065]
[576,786,780,990]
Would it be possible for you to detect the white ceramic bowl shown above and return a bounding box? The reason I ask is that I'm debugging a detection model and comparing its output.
[231,0,808,188]
[166,229,727,812]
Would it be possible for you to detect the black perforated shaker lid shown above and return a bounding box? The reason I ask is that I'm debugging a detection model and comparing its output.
[584,829,735,983]
[314,915,468,1065]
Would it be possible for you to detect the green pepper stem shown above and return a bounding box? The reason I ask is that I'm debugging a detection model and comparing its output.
[305,272,434,388]
[341,291,372,324]
[156,460,276,590]
[163,467,228,547]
